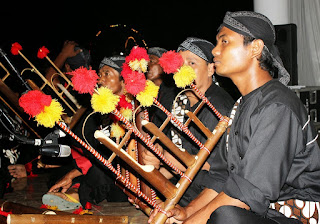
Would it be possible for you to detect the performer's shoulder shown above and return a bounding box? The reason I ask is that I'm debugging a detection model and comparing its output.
[207,83,235,109]
[259,80,307,118]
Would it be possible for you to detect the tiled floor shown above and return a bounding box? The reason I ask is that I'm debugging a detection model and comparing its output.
[2,174,149,223]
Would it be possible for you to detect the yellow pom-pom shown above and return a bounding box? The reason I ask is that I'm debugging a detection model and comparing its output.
[128,59,141,71]
[91,87,120,114]
[173,65,196,88]
[139,59,148,73]
[120,108,133,121]
[136,80,159,107]
[128,59,148,72]
[35,99,63,128]
[111,122,125,138]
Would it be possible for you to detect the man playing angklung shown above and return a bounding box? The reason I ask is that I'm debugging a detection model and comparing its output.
[149,11,320,224]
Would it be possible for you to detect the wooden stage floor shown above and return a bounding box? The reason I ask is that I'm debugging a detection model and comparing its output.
[1,174,149,223]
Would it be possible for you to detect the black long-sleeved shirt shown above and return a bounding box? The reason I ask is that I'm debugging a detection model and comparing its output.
[205,79,320,218]
[152,82,235,168]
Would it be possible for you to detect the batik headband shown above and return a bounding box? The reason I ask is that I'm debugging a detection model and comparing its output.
[177,37,214,63]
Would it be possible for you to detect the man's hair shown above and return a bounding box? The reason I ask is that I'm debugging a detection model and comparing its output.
[243,36,277,77]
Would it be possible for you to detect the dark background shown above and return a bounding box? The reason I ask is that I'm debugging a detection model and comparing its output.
[1,1,253,68]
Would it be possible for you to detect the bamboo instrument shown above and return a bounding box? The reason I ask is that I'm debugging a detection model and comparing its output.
[150,116,229,224]
[16,48,80,115]
[94,131,178,199]
[95,105,229,224]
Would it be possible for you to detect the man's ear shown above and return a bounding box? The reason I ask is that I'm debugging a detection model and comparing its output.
[207,63,215,77]
[251,39,265,58]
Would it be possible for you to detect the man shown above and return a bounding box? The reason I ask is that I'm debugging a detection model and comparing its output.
[143,38,234,206]
[43,56,128,210]
[45,40,91,87]
[146,47,168,86]
[153,11,320,224]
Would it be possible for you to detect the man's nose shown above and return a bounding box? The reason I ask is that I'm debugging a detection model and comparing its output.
[212,45,220,57]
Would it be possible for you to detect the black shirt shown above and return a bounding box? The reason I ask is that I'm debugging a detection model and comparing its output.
[207,80,320,217]
[152,82,234,169]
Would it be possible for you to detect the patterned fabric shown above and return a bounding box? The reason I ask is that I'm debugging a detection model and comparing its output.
[177,37,215,62]
[99,56,125,72]
[270,200,320,224]
[170,94,188,149]
[226,97,242,152]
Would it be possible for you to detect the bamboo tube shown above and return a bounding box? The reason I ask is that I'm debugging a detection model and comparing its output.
[94,130,177,199]
[7,214,128,224]
[0,200,67,215]
[142,120,195,167]
[152,117,229,224]
[185,110,213,138]
[115,182,153,216]
[127,139,138,188]
[17,50,77,114]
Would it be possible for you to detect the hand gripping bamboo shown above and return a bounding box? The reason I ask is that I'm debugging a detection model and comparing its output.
[150,116,229,224]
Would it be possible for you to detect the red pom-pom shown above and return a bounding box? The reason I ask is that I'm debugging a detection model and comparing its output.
[19,90,52,117]
[124,71,146,96]
[125,46,149,63]
[69,67,99,95]
[37,46,50,59]
[118,95,132,109]
[11,42,22,55]
[120,63,132,80]
[159,50,184,74]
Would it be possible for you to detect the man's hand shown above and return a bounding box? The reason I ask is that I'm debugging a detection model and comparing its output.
[48,174,73,193]
[141,143,163,169]
[148,203,185,224]
[48,169,82,193]
[60,40,81,59]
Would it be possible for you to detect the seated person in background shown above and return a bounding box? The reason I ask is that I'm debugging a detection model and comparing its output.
[149,11,320,224]
[45,40,91,86]
[146,47,168,87]
[0,104,40,195]
[42,56,129,210]
[142,38,234,206]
